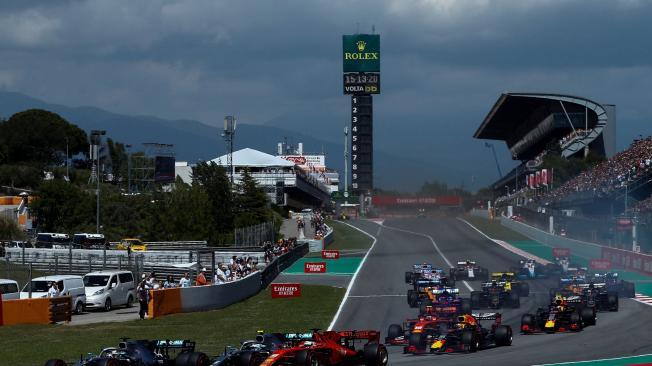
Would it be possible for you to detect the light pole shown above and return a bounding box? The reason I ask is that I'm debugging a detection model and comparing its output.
[90,130,106,234]
[65,137,69,181]
[221,116,236,185]
[126,144,132,193]
[485,142,503,178]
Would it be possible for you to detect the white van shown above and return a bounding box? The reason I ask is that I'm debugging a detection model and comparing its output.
[83,271,136,311]
[20,275,86,314]
[0,279,20,300]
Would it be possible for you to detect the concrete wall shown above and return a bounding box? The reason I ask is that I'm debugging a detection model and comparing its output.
[178,271,262,312]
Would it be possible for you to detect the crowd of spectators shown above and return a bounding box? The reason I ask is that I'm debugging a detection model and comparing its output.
[310,210,328,239]
[544,136,652,202]
[263,238,297,263]
[559,129,589,148]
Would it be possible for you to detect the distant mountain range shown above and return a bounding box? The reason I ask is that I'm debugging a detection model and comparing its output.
[0,91,461,191]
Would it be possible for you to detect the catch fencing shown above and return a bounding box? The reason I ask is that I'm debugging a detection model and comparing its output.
[234,221,276,247]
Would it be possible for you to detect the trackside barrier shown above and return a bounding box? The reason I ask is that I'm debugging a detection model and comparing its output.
[148,243,309,319]
[602,247,652,275]
[1,298,50,325]
[148,272,261,319]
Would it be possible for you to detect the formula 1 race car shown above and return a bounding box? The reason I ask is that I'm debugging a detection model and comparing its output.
[521,296,597,334]
[44,339,209,366]
[406,313,512,354]
[385,305,463,346]
[577,282,619,312]
[405,264,454,287]
[591,272,636,298]
[470,281,521,309]
[407,279,450,307]
[410,287,472,316]
[449,260,489,282]
[489,272,530,296]
[512,259,549,279]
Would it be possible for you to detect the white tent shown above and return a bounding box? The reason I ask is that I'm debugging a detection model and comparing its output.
[211,148,295,168]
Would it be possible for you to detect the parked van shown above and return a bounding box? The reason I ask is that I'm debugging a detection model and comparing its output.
[73,233,107,249]
[0,279,20,300]
[20,275,86,314]
[83,271,136,311]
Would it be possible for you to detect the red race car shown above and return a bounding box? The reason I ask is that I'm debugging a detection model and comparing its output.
[259,330,387,366]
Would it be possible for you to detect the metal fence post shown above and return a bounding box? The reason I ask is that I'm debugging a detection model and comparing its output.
[22,246,25,265]
[118,255,122,270]
[55,255,59,275]
[69,244,73,274]
[103,248,106,270]
[28,263,33,299]
[88,255,92,273]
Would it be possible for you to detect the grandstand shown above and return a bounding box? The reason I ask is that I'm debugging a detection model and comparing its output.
[474,93,616,199]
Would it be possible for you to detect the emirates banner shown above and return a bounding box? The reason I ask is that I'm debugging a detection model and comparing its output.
[271,283,302,298]
[602,247,652,275]
[541,169,548,186]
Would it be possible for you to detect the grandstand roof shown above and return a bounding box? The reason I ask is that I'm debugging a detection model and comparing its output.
[211,148,295,168]
[474,93,603,140]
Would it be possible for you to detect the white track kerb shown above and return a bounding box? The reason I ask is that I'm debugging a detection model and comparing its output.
[327,221,379,330]
[380,224,474,292]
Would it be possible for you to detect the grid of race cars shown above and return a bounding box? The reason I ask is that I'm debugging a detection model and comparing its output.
[42,258,636,366]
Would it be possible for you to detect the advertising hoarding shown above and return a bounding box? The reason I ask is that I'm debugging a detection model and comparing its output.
[154,156,176,183]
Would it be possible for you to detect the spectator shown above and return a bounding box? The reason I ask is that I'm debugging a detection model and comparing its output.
[163,275,176,288]
[47,282,59,298]
[179,272,191,288]
[137,275,149,320]
[148,272,161,289]
[214,264,227,284]
[196,268,208,286]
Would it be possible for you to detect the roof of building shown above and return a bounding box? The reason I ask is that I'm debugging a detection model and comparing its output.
[211,148,295,168]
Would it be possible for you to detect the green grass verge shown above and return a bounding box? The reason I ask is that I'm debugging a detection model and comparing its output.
[323,219,373,251]
[463,215,529,241]
[0,285,345,366]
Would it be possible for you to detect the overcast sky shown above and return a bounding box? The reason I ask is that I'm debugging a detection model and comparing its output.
[1,0,652,189]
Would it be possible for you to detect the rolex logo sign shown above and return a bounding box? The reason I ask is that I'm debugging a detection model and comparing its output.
[343,34,380,73]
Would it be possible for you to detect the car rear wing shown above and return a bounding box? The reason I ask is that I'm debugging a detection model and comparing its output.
[564,295,583,303]
[471,312,502,321]
[481,281,506,288]
[456,261,476,266]
[427,306,459,314]
[491,272,514,277]
[413,264,433,270]
[151,340,196,352]
[336,330,381,342]
[282,332,314,340]
[429,287,459,294]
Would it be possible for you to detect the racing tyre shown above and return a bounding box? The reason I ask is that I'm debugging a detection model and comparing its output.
[581,307,596,326]
[104,298,112,312]
[607,292,618,311]
[570,312,582,331]
[624,281,636,298]
[460,298,472,315]
[449,268,457,281]
[509,292,520,308]
[44,360,67,366]
[408,333,425,351]
[75,300,84,315]
[96,359,120,366]
[407,290,418,308]
[461,329,479,352]
[387,324,403,339]
[520,282,530,297]
[296,350,319,366]
[494,325,512,346]
[236,351,260,366]
[549,288,558,302]
[470,291,482,309]
[480,269,489,282]
[521,314,534,333]
[405,271,412,284]
[364,343,388,366]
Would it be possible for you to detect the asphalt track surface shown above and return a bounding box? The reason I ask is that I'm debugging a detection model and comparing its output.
[331,217,652,366]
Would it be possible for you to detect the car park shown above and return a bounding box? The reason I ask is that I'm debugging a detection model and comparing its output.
[20,275,86,314]
[83,270,136,311]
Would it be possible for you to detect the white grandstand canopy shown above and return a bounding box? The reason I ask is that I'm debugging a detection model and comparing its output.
[211,148,295,168]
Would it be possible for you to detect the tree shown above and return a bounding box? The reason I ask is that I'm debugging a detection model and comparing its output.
[234,168,270,228]
[106,138,128,185]
[0,216,25,240]
[191,162,234,244]
[30,179,94,232]
[0,109,87,167]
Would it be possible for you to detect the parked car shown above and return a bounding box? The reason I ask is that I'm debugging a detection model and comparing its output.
[0,279,20,300]
[20,275,86,314]
[83,270,136,311]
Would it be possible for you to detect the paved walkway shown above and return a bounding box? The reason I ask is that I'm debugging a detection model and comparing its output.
[280,218,315,240]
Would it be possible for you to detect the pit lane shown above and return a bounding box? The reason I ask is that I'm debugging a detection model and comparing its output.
[330,217,652,366]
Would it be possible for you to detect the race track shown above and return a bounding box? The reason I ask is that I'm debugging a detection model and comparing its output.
[331,217,652,366]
